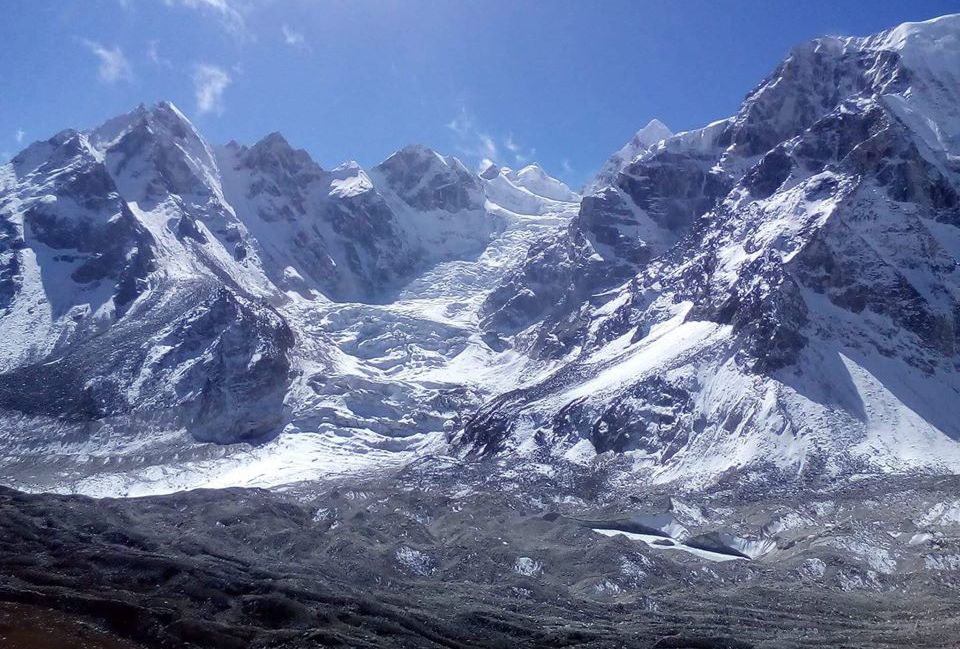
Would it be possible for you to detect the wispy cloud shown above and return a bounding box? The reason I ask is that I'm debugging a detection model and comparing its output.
[476,133,498,160]
[147,40,172,68]
[164,0,246,36]
[282,24,308,49]
[193,64,232,115]
[445,110,470,137]
[14,129,25,145]
[446,108,498,161]
[504,133,535,166]
[83,41,132,83]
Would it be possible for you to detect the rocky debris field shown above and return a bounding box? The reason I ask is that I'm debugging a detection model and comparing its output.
[2,460,960,648]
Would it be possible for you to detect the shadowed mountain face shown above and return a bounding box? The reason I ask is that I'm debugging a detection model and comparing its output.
[2,17,960,498]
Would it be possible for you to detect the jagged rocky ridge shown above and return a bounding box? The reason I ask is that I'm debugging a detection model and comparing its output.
[2,15,960,495]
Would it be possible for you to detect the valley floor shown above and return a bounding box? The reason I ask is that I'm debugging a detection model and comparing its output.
[2,461,959,648]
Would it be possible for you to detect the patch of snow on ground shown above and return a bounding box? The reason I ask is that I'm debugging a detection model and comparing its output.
[592,528,746,563]
[514,557,542,576]
[917,501,960,527]
[827,534,897,574]
[396,546,434,576]
[797,558,827,580]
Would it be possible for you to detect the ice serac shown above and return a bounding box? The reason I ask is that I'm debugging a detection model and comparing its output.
[462,14,960,484]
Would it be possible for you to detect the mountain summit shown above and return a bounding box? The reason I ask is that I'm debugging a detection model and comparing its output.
[589,118,674,192]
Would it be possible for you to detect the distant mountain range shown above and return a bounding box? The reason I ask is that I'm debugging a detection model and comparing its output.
[2,14,960,496]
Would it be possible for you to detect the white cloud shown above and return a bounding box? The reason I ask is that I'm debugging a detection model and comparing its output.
[14,129,25,145]
[446,108,498,161]
[282,24,307,49]
[477,134,498,160]
[445,110,471,137]
[84,41,132,83]
[165,0,245,35]
[504,133,535,165]
[193,64,232,115]
[561,158,574,176]
[147,40,172,67]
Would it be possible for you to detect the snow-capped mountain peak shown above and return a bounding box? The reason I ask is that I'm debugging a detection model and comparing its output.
[508,164,580,202]
[327,161,374,198]
[465,13,960,486]
[632,118,674,149]
[872,13,960,155]
[477,159,578,199]
[91,101,207,159]
[90,100,226,209]
[879,12,960,57]
[588,118,673,192]
[242,131,321,171]
[371,144,484,212]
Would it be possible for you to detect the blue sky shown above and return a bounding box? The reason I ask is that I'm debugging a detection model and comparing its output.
[1,1,958,187]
